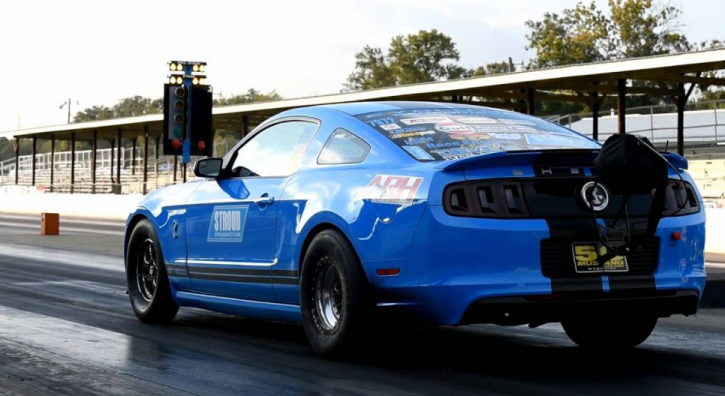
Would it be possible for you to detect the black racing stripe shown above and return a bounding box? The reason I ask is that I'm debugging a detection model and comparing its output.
[608,275,656,291]
[187,267,270,276]
[551,277,603,293]
[273,277,299,285]
[190,273,272,284]
[184,266,299,278]
[273,270,299,278]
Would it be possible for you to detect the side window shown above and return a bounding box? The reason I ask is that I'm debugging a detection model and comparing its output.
[318,128,371,165]
[232,121,317,177]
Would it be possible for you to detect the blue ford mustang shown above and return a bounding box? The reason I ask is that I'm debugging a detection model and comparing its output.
[124,101,706,357]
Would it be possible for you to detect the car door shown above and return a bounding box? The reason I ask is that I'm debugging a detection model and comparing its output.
[185,119,319,301]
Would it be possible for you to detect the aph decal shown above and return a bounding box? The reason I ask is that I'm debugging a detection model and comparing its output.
[207,205,249,242]
[357,175,424,205]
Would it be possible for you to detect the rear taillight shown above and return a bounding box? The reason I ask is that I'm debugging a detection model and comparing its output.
[662,180,699,216]
[444,180,529,218]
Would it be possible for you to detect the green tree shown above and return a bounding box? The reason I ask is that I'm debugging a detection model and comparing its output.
[73,105,115,123]
[525,0,691,68]
[344,29,466,91]
[74,96,163,123]
[214,89,282,106]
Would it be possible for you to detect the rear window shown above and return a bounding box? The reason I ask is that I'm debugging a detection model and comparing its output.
[357,108,600,161]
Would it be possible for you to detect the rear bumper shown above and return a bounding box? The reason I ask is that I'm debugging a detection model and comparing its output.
[460,290,699,326]
[364,205,707,325]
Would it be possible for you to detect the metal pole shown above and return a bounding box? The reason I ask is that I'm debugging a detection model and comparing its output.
[173,155,178,182]
[110,139,115,188]
[617,79,626,134]
[592,92,599,141]
[131,138,137,176]
[143,125,149,195]
[31,136,36,186]
[117,129,122,194]
[714,104,719,144]
[242,115,249,137]
[50,135,55,192]
[70,133,76,194]
[67,98,71,124]
[677,83,685,156]
[650,107,655,142]
[526,88,535,116]
[14,138,19,185]
[91,130,97,194]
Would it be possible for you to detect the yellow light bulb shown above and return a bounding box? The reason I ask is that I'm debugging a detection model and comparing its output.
[169,63,177,71]
[199,78,206,85]
[176,76,183,84]
[192,64,199,72]
[169,77,176,84]
[192,77,199,85]
[199,64,206,72]
[176,64,183,71]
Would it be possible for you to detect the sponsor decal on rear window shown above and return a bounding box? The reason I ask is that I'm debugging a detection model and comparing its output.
[399,116,452,125]
[358,107,599,161]
[208,206,249,242]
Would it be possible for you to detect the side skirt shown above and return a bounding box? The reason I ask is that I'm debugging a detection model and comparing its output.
[175,292,302,323]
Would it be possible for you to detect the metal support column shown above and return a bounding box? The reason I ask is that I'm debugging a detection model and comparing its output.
[110,139,115,189]
[526,88,535,116]
[143,125,149,194]
[14,138,19,185]
[242,115,250,137]
[70,133,76,194]
[677,82,686,156]
[173,155,178,182]
[50,135,55,192]
[31,136,36,186]
[131,138,137,175]
[91,130,97,194]
[617,79,626,134]
[117,129,122,194]
[591,90,600,141]
[518,89,526,113]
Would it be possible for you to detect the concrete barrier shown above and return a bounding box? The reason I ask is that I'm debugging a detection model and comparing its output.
[0,189,143,221]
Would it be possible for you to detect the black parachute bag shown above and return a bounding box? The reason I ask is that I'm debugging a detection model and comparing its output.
[594,134,668,195]
[591,134,669,263]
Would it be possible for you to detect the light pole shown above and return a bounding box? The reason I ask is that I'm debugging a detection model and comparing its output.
[59,99,79,124]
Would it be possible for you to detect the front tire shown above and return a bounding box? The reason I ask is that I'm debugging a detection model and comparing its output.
[300,230,371,358]
[562,315,657,349]
[126,219,179,324]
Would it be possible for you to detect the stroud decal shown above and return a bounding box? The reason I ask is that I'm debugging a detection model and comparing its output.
[357,175,424,205]
[207,205,249,242]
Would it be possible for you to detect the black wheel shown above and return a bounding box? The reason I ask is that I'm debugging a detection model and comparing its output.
[126,219,179,324]
[300,230,371,358]
[562,315,657,349]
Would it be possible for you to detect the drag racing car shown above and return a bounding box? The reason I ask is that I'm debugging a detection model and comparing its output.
[124,101,706,357]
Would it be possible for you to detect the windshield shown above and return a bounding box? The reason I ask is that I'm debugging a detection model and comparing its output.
[357,108,600,161]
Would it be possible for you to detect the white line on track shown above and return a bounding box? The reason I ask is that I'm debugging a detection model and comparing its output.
[0,243,123,272]
[0,221,124,236]
[706,263,725,269]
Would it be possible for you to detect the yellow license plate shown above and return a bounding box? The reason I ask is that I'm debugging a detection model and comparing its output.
[571,242,628,273]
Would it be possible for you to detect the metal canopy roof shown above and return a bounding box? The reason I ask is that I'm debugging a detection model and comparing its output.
[3,48,725,142]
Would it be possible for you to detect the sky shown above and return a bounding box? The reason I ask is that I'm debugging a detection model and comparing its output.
[0,0,721,131]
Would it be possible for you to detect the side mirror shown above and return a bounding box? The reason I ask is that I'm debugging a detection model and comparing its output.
[194,158,223,179]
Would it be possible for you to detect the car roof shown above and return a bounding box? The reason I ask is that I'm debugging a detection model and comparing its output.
[315,101,515,117]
